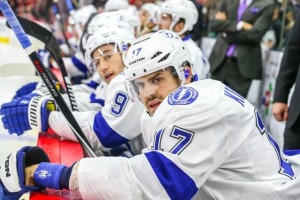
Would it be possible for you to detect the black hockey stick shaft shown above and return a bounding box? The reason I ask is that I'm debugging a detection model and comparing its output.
[0,0,96,158]
[6,15,79,112]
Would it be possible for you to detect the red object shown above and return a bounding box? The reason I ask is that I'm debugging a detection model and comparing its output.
[30,189,82,200]
[37,129,84,166]
[30,129,84,199]
[36,131,60,163]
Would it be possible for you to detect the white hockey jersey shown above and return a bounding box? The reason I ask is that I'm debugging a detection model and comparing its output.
[71,72,101,94]
[60,51,88,78]
[49,74,145,154]
[67,81,106,112]
[76,79,300,200]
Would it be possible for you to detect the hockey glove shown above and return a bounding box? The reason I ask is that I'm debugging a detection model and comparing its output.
[33,161,79,191]
[0,93,56,136]
[0,146,50,200]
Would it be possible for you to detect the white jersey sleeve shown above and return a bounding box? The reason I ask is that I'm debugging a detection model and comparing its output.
[60,51,89,78]
[48,74,144,151]
[71,72,101,94]
[91,74,144,148]
[65,81,107,112]
[62,73,104,112]
[75,80,300,200]
[184,39,210,80]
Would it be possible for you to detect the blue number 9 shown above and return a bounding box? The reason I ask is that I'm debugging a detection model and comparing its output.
[111,91,128,116]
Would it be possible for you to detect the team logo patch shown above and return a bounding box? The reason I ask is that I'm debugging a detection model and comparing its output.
[35,170,51,179]
[163,31,173,38]
[168,86,198,105]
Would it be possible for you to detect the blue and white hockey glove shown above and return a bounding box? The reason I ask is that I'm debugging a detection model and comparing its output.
[0,146,50,200]
[0,93,56,135]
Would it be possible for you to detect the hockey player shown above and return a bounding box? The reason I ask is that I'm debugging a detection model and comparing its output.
[67,5,98,43]
[92,5,141,38]
[52,5,98,84]
[104,0,129,12]
[138,3,159,36]
[0,25,145,156]
[87,10,136,38]
[2,30,300,200]
[157,0,210,80]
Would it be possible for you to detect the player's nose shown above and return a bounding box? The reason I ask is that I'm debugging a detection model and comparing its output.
[140,82,158,98]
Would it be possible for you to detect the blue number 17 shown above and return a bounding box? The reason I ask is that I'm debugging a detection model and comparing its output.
[255,110,295,179]
[153,126,194,155]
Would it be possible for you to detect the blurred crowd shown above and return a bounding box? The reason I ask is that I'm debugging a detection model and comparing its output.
[5,0,299,51]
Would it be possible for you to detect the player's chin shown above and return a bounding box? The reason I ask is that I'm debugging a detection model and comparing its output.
[148,103,161,114]
[104,74,116,83]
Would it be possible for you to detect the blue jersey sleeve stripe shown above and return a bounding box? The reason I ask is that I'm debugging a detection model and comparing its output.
[93,111,129,148]
[145,151,198,200]
[86,80,100,90]
[90,93,105,106]
[71,55,88,73]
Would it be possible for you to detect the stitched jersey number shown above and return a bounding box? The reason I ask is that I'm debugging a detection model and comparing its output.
[110,91,128,116]
[153,126,194,155]
[255,110,295,179]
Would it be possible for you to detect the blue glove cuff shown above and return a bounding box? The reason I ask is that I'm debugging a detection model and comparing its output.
[71,55,88,73]
[34,162,66,190]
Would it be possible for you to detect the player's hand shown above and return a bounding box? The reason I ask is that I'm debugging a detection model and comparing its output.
[272,102,289,121]
[241,21,253,30]
[0,146,50,200]
[214,11,227,20]
[0,93,56,135]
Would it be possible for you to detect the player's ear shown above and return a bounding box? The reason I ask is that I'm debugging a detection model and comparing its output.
[173,21,184,33]
[184,67,192,84]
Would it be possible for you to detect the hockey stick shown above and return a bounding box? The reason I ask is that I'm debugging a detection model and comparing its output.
[0,0,96,158]
[52,0,75,56]
[6,15,79,112]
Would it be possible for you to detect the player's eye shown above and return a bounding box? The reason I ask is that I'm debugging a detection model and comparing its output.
[104,54,112,60]
[151,77,161,85]
[93,59,100,68]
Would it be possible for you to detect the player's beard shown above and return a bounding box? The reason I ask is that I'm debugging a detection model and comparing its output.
[145,94,164,116]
